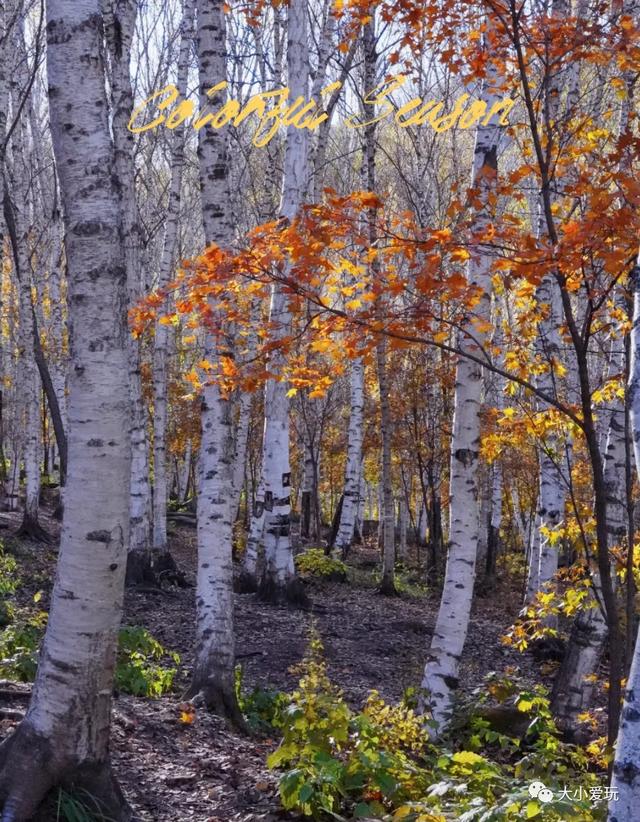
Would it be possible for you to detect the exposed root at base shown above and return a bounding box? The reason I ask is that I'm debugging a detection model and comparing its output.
[257,575,309,608]
[15,516,53,545]
[125,548,188,588]
[377,578,398,597]
[186,678,248,735]
[0,722,134,822]
[234,570,259,594]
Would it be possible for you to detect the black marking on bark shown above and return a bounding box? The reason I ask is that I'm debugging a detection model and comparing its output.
[454,448,475,467]
[87,438,104,447]
[86,530,111,542]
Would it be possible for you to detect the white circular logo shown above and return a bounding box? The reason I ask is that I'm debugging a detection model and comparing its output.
[538,787,554,803]
[528,781,546,799]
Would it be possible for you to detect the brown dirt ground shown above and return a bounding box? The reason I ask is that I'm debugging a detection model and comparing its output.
[0,507,551,821]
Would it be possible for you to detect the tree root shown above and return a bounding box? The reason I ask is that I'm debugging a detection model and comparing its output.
[15,516,53,545]
[0,721,134,822]
[257,575,309,608]
[125,548,188,588]
[377,578,398,597]
[186,676,248,735]
[234,570,259,594]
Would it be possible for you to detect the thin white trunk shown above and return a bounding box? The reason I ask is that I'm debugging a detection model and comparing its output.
[611,259,640,818]
[231,384,252,522]
[190,0,242,721]
[420,47,504,734]
[8,48,40,533]
[178,439,192,504]
[398,497,408,562]
[103,0,153,571]
[335,357,364,555]
[258,0,308,602]
[152,0,194,554]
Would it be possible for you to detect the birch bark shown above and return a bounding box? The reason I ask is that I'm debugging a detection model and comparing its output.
[610,255,640,819]
[152,0,195,563]
[419,46,504,734]
[335,356,364,556]
[188,0,243,723]
[102,0,154,583]
[0,2,132,817]
[257,0,308,605]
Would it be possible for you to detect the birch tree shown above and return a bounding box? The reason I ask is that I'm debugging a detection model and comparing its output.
[151,0,194,571]
[419,43,505,735]
[102,0,153,583]
[256,0,308,605]
[187,0,243,724]
[0,0,132,817]
[334,356,364,556]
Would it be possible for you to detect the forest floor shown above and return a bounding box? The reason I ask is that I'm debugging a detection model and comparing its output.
[0,506,551,822]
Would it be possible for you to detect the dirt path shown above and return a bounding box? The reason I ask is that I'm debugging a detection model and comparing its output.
[1,513,540,821]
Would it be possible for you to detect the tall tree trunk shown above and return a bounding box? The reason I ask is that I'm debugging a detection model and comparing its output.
[151,0,195,569]
[257,0,308,606]
[610,250,640,817]
[419,44,503,735]
[0,2,132,818]
[335,357,364,557]
[552,332,627,733]
[102,0,154,584]
[187,0,244,724]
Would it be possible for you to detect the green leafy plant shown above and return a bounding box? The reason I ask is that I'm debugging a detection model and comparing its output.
[0,545,18,597]
[0,609,48,681]
[295,548,347,581]
[115,626,179,697]
[56,788,117,822]
[268,632,607,821]
[235,665,287,732]
[0,545,18,628]
[268,628,433,819]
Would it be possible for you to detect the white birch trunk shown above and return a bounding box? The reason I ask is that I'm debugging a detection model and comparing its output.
[189,0,243,722]
[335,357,364,556]
[398,497,408,562]
[12,161,41,533]
[257,0,308,604]
[178,438,192,504]
[152,0,194,556]
[103,0,153,579]
[231,382,252,523]
[0,2,132,816]
[419,50,504,734]
[610,251,640,818]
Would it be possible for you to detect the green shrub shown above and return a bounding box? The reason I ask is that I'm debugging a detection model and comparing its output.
[295,549,347,581]
[235,665,287,732]
[267,631,607,821]
[115,626,179,697]
[0,609,47,681]
[56,788,117,822]
[0,546,18,597]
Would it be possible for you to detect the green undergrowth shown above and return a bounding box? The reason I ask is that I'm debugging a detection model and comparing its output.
[115,625,180,697]
[235,664,288,733]
[265,628,606,821]
[55,788,117,822]
[296,548,348,581]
